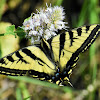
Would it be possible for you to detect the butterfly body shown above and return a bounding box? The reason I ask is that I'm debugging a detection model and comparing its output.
[0,24,100,86]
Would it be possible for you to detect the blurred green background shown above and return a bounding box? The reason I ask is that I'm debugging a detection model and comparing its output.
[0,0,100,100]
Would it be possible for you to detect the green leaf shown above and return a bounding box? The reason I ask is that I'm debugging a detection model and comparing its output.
[5,25,15,36]
[8,76,73,93]
[16,88,22,100]
[15,27,26,38]
[24,96,31,100]
[24,16,31,23]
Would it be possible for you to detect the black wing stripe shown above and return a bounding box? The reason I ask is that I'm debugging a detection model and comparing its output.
[41,39,52,59]
[77,28,82,36]
[0,66,25,75]
[22,48,36,59]
[29,70,50,79]
[16,51,23,59]
[66,51,79,68]
[15,51,28,64]
[47,38,55,60]
[77,24,100,53]
[0,58,6,64]
[0,66,50,79]
[86,25,90,32]
[59,33,65,58]
[22,48,53,69]
[68,31,74,46]
[66,25,100,69]
[7,56,14,62]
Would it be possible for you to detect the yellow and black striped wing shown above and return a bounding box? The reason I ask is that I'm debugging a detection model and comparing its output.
[0,46,56,78]
[50,24,100,70]
[0,24,100,85]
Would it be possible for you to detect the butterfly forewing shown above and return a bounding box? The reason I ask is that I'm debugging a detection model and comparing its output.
[0,46,56,76]
[51,24,100,70]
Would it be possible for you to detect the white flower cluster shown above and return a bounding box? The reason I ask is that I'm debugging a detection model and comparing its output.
[23,5,67,44]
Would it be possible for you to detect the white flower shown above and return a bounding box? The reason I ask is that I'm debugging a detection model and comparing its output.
[23,18,33,31]
[55,21,66,30]
[53,6,65,20]
[48,23,56,31]
[44,29,57,40]
[32,14,41,27]
[44,29,51,40]
[38,28,43,36]
[29,31,38,36]
[22,4,68,45]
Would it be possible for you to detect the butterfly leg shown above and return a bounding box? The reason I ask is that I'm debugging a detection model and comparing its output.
[68,81,73,87]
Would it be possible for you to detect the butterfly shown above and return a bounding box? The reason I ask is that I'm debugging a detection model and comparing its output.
[0,24,100,86]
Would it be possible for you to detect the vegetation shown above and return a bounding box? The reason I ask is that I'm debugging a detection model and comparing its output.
[0,0,100,100]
